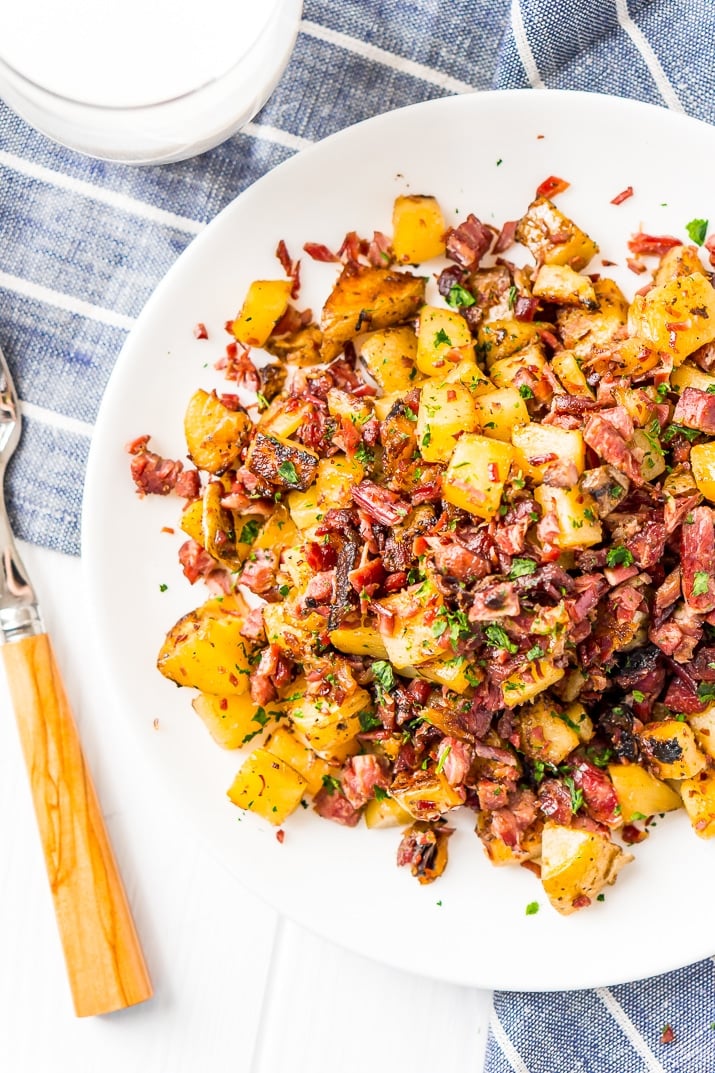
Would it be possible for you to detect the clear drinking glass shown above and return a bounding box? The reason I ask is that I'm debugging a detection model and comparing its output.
[0,0,303,165]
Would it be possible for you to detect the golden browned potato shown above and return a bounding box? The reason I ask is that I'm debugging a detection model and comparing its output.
[157,597,254,694]
[607,763,682,822]
[516,700,580,765]
[556,278,628,357]
[227,748,307,825]
[680,769,715,838]
[232,279,292,347]
[389,771,463,821]
[358,326,418,393]
[540,822,632,914]
[532,264,597,309]
[392,194,446,264]
[192,690,280,749]
[184,388,252,474]
[245,431,319,491]
[628,272,715,365]
[515,197,598,270]
[320,263,426,361]
[653,244,707,287]
[639,720,708,780]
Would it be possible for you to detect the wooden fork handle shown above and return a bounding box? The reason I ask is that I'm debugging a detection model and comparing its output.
[3,632,153,1017]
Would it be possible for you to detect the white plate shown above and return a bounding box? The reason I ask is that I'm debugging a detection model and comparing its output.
[83,89,715,991]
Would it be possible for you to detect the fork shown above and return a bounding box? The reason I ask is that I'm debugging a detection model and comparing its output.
[0,343,152,1016]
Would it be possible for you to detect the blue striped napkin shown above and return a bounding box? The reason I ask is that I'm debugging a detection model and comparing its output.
[1,2,713,1069]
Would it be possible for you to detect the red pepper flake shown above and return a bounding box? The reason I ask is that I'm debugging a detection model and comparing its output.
[446,388,457,402]
[601,258,617,267]
[161,526,175,535]
[193,321,208,339]
[536,175,570,198]
[660,1024,675,1044]
[276,829,285,844]
[610,185,634,205]
[488,462,499,481]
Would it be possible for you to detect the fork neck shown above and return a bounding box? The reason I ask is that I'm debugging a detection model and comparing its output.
[0,470,43,642]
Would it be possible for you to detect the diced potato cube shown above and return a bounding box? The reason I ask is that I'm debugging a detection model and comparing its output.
[180,497,204,543]
[556,278,628,357]
[607,762,682,823]
[287,486,322,530]
[389,768,464,820]
[488,345,549,392]
[359,326,418,393]
[246,433,319,492]
[680,769,715,838]
[631,427,666,482]
[566,702,594,743]
[157,599,254,695]
[653,244,707,287]
[263,724,331,797]
[184,388,252,474]
[686,704,715,760]
[533,264,597,309]
[416,306,475,376]
[551,350,594,398]
[501,658,565,707]
[253,504,299,553]
[540,822,631,915]
[414,654,481,694]
[515,197,599,271]
[373,390,410,421]
[517,700,580,765]
[321,264,426,361]
[227,748,307,825]
[364,795,414,829]
[534,484,602,549]
[374,580,446,669]
[443,434,514,520]
[287,684,371,759]
[262,602,318,658]
[444,359,495,395]
[329,624,389,660]
[192,691,281,749]
[278,546,313,590]
[316,453,365,510]
[628,272,715,365]
[671,362,715,395]
[690,442,715,502]
[392,194,446,264]
[512,424,585,481]
[259,398,315,440]
[609,336,662,378]
[478,320,547,366]
[417,379,478,462]
[473,388,530,442]
[639,720,708,780]
[232,280,293,347]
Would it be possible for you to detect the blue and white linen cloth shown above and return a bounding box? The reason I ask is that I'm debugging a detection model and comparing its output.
[1,2,714,1069]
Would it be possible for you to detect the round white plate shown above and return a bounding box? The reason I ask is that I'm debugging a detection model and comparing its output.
[83,89,715,991]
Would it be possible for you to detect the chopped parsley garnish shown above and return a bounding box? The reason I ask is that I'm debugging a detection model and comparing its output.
[355,442,375,466]
[241,706,271,745]
[422,427,432,448]
[525,901,540,916]
[373,785,388,801]
[435,745,451,775]
[708,385,715,396]
[697,682,715,703]
[563,775,584,814]
[484,623,518,654]
[632,690,645,703]
[278,583,290,598]
[508,285,518,309]
[358,709,382,732]
[433,606,471,646]
[277,460,299,485]
[693,571,710,597]
[159,583,168,592]
[686,217,709,246]
[526,645,544,662]
[606,544,634,568]
[434,328,452,347]
[371,659,395,702]
[446,283,476,308]
[239,519,262,544]
[321,774,342,795]
[519,384,534,399]
[663,422,701,443]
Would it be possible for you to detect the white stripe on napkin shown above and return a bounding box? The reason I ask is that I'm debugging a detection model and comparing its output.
[509,0,546,89]
[300,19,474,94]
[21,401,93,438]
[243,121,313,152]
[487,998,531,1073]
[0,270,135,332]
[614,0,684,112]
[596,987,667,1073]
[0,151,204,235]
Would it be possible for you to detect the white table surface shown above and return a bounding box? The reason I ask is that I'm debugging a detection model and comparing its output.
[0,541,492,1072]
